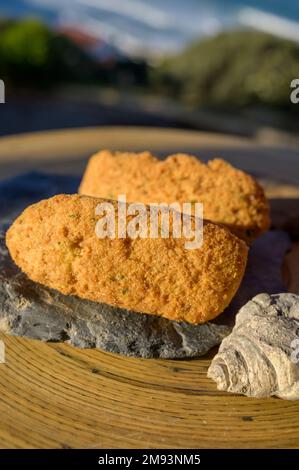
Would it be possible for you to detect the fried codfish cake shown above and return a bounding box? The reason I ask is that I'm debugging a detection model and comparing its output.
[6,194,248,324]
[79,151,270,244]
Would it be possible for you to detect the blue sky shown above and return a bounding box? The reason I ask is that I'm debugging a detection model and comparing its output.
[0,0,298,56]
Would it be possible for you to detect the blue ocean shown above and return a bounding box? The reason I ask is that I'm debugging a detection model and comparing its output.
[0,0,298,56]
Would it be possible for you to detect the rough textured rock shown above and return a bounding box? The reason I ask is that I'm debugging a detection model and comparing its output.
[0,229,230,358]
[0,172,291,358]
[208,293,299,400]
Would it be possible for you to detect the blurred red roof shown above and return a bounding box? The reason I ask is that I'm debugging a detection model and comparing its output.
[57,26,101,47]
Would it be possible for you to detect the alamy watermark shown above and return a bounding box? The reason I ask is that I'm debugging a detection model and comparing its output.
[290,78,299,104]
[291,338,299,364]
[0,340,5,364]
[0,80,5,103]
[94,195,203,250]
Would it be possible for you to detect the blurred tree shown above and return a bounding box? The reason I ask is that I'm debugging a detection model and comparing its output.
[151,31,299,111]
[0,19,96,88]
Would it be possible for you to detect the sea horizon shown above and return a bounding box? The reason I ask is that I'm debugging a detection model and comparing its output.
[0,0,299,57]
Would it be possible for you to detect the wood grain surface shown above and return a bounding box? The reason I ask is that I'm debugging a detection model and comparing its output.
[1,331,299,449]
[0,127,299,449]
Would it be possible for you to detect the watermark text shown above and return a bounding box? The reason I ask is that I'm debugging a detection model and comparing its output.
[95,195,203,250]
[0,80,5,104]
[0,340,5,364]
[290,78,299,104]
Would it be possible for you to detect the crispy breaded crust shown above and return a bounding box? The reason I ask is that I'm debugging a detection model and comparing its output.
[6,194,248,324]
[79,151,270,243]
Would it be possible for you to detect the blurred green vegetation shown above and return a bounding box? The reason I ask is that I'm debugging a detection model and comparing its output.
[0,18,97,88]
[1,20,298,116]
[151,30,299,111]
[0,18,148,90]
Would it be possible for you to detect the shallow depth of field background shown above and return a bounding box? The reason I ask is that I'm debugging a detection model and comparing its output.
[0,0,298,143]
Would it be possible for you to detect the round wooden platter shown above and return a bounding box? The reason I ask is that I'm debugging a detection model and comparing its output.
[0,127,299,449]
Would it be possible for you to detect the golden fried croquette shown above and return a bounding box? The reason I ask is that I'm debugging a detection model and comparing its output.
[6,194,248,324]
[79,151,270,244]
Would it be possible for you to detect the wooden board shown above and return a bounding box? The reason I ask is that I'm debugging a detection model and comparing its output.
[0,127,299,449]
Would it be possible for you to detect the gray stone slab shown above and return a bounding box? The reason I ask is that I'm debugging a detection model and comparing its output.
[0,172,291,359]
